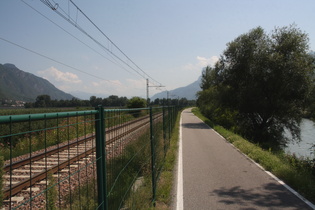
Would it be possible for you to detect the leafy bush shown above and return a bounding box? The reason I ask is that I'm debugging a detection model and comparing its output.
[127,97,147,117]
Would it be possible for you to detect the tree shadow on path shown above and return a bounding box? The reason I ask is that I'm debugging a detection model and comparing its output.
[182,122,210,130]
[209,183,312,210]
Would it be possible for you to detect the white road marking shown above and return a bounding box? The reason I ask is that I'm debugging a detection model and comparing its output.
[200,117,315,210]
[176,114,184,210]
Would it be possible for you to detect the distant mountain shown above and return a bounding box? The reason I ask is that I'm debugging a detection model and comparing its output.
[70,91,109,100]
[0,63,74,102]
[151,76,201,100]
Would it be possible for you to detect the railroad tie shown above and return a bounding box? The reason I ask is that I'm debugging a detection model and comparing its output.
[22,187,40,192]
[33,161,59,165]
[4,181,19,185]
[13,169,43,173]
[3,197,24,203]
[4,175,30,179]
[23,165,51,169]
[38,180,50,185]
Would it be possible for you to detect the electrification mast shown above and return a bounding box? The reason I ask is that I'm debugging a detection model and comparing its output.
[146,78,165,107]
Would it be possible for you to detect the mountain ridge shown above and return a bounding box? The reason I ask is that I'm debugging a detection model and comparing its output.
[151,76,201,100]
[0,63,74,102]
[70,90,109,100]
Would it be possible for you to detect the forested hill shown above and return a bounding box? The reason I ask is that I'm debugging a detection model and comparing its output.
[151,76,201,100]
[0,63,74,102]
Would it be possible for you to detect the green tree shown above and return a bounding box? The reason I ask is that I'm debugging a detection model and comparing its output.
[153,98,160,105]
[34,95,52,107]
[198,25,315,149]
[127,97,147,117]
[90,96,102,107]
[127,97,147,109]
[304,52,315,118]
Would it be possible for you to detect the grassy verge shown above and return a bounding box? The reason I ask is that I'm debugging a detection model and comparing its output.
[0,111,137,160]
[154,111,180,208]
[0,156,3,208]
[192,107,315,204]
[126,110,181,209]
[64,179,97,210]
[59,112,180,209]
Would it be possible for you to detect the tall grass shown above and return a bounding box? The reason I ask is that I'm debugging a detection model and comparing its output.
[123,110,182,209]
[192,108,315,204]
[0,111,138,160]
[106,122,162,209]
[0,156,4,208]
[46,172,57,210]
[63,179,97,210]
[0,115,95,160]
[59,121,166,209]
[0,107,94,116]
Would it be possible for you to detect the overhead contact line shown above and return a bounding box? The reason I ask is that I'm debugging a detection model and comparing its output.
[40,0,164,87]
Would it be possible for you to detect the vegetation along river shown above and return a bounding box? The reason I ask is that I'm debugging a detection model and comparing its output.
[285,119,315,158]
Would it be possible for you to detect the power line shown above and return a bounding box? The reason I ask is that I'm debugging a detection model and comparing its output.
[20,0,136,77]
[41,0,143,78]
[69,0,161,85]
[68,0,162,86]
[0,36,114,83]
[40,0,164,87]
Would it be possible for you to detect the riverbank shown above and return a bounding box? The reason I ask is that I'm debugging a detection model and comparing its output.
[192,108,315,206]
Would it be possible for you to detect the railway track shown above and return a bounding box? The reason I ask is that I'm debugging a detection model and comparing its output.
[2,112,163,209]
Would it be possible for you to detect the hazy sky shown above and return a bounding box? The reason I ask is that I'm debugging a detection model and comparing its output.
[1,0,314,98]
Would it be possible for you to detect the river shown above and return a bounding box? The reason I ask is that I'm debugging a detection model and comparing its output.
[285,119,315,158]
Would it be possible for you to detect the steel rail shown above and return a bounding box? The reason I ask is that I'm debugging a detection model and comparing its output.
[3,113,156,172]
[3,112,163,200]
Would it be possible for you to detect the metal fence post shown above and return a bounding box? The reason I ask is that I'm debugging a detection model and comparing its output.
[149,107,156,206]
[171,106,174,133]
[163,106,167,157]
[95,105,108,210]
[168,106,171,140]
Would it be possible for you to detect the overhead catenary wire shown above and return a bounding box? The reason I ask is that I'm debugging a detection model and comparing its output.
[40,0,142,77]
[69,0,161,86]
[20,0,137,77]
[0,36,114,83]
[40,0,164,87]
[69,0,163,87]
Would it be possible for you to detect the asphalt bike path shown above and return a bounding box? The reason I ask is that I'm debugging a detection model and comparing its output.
[176,108,314,210]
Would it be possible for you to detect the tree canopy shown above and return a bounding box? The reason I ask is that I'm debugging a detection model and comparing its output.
[24,94,193,109]
[127,97,147,109]
[197,25,315,149]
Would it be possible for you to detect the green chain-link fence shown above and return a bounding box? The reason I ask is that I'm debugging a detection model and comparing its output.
[0,106,178,210]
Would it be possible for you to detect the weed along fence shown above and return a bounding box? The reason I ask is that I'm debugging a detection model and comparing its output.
[0,106,178,210]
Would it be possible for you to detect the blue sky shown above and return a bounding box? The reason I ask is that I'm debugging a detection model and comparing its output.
[1,0,314,99]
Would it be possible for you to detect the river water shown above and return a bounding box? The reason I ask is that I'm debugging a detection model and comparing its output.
[285,119,315,158]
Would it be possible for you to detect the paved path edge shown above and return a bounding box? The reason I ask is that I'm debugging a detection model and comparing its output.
[197,113,315,210]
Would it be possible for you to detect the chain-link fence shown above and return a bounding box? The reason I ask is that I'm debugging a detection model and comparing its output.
[0,106,178,209]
